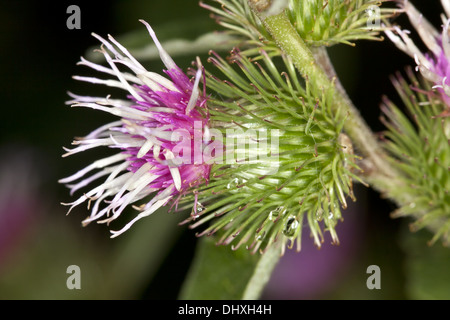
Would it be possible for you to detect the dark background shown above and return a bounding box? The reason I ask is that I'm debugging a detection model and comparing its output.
[0,0,444,299]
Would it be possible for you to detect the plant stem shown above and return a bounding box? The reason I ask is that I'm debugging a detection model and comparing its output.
[242,242,281,300]
[258,10,400,191]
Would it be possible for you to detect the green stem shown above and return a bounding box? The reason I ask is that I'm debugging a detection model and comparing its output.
[242,242,282,300]
[256,9,399,191]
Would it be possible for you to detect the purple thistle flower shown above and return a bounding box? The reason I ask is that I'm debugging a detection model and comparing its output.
[427,48,450,108]
[386,0,450,116]
[60,20,213,237]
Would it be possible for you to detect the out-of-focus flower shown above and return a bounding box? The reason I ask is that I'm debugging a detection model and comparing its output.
[381,67,450,246]
[60,21,213,237]
[263,201,362,299]
[0,145,44,270]
[385,0,450,116]
[381,1,450,245]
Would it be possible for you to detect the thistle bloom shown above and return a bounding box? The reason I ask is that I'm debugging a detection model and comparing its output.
[381,1,450,245]
[60,20,212,237]
[385,0,450,116]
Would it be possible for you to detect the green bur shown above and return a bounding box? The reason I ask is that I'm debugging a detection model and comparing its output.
[382,68,450,245]
[178,45,359,253]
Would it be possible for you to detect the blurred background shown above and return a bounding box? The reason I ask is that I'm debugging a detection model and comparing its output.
[0,0,447,300]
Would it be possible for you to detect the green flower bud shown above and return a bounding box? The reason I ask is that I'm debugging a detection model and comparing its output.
[180,46,360,253]
[201,0,397,47]
[381,67,450,246]
[286,0,396,46]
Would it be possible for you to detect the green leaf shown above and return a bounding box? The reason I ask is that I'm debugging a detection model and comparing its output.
[86,31,238,63]
[179,236,281,299]
[84,12,238,63]
[401,227,450,299]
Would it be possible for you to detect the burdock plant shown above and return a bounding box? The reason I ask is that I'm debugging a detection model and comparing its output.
[60,0,450,299]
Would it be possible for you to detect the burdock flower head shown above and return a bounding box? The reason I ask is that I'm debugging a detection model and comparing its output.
[381,1,450,245]
[385,0,450,116]
[60,20,213,237]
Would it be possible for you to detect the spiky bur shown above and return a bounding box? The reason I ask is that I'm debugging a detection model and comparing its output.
[287,0,396,46]
[201,0,396,47]
[380,67,450,246]
[200,0,271,43]
[179,46,360,254]
[59,21,213,237]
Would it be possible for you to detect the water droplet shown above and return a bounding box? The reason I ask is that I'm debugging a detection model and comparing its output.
[255,232,264,241]
[191,202,205,219]
[328,212,334,220]
[227,177,247,189]
[315,208,323,221]
[269,206,286,221]
[283,215,299,237]
[196,202,204,212]
[226,177,239,189]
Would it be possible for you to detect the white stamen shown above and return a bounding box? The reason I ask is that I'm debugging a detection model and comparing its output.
[66,93,133,109]
[67,168,115,195]
[442,0,450,19]
[107,34,146,71]
[385,28,408,52]
[72,76,127,90]
[98,46,144,102]
[110,185,174,237]
[83,191,114,224]
[203,125,211,143]
[170,166,182,191]
[111,162,153,203]
[147,128,174,141]
[153,144,161,159]
[91,33,125,60]
[143,72,180,92]
[83,121,123,140]
[72,102,148,121]
[414,53,421,67]
[89,161,132,200]
[109,194,171,238]
[432,77,448,89]
[137,73,163,92]
[137,139,154,158]
[89,171,135,200]
[404,1,440,55]
[104,172,159,222]
[59,153,128,184]
[141,185,174,211]
[186,67,202,114]
[78,57,141,84]
[442,19,450,60]
[139,19,177,70]
[63,137,115,157]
